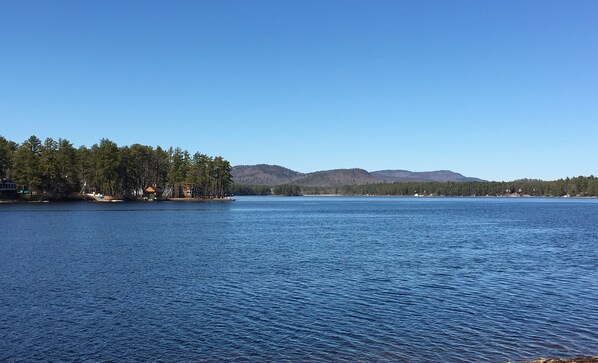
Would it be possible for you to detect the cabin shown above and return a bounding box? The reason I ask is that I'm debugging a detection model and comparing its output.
[0,178,17,196]
[144,184,164,200]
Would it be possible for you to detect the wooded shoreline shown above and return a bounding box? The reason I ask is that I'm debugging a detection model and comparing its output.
[4,194,595,204]
[0,135,234,201]
[0,196,235,203]
[232,176,598,197]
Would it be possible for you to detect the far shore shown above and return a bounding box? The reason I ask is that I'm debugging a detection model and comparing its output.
[286,194,598,199]
[166,197,235,202]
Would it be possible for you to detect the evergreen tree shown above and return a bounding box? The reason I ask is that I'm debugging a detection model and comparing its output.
[95,139,121,196]
[167,147,190,197]
[273,184,302,196]
[212,156,233,198]
[186,152,211,197]
[54,138,80,197]
[0,136,17,178]
[12,136,43,193]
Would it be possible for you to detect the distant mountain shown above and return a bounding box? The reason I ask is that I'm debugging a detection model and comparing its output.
[294,169,382,187]
[372,170,484,183]
[231,164,304,185]
[232,164,485,186]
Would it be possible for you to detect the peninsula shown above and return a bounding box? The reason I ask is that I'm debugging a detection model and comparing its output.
[0,135,233,202]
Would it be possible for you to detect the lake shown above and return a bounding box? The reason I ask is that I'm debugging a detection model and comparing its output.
[1,197,597,362]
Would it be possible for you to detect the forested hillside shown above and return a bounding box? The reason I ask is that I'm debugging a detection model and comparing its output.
[0,135,233,200]
[231,165,484,186]
[293,168,381,187]
[232,164,303,185]
[372,170,483,182]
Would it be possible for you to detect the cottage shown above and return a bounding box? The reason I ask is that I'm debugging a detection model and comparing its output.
[0,178,17,196]
[144,184,164,200]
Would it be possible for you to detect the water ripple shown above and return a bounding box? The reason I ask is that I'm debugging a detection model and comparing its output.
[1,198,597,361]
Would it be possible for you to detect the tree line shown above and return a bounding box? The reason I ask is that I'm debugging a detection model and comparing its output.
[230,184,272,196]
[233,177,598,198]
[0,135,233,200]
[343,177,598,197]
[230,184,304,196]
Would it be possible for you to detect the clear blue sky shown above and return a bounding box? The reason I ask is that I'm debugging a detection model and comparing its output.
[1,1,597,181]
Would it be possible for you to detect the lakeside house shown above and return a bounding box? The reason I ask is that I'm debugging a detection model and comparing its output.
[144,184,164,200]
[0,178,17,197]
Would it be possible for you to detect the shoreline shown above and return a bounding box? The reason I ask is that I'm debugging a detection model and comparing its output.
[166,197,235,202]
[282,194,598,199]
[2,194,596,204]
[0,197,235,204]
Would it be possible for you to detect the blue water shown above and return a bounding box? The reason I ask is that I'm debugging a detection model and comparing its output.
[1,197,597,362]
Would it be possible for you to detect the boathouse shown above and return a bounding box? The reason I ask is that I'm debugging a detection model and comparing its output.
[144,184,163,200]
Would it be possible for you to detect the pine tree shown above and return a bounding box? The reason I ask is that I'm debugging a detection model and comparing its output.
[12,136,43,194]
